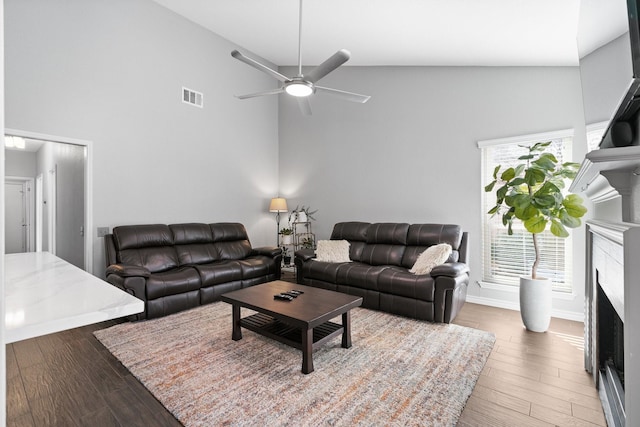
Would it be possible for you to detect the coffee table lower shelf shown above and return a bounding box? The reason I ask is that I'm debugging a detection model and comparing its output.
[240,312,343,351]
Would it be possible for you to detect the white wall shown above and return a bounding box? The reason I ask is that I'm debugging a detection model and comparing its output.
[279,65,587,318]
[580,33,633,125]
[4,0,281,274]
[5,150,36,177]
[1,0,6,421]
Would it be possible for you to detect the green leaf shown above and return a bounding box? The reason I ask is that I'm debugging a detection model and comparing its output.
[484,181,496,192]
[532,194,556,208]
[524,168,545,186]
[492,165,501,180]
[512,194,531,209]
[500,167,516,182]
[515,204,538,220]
[535,181,561,196]
[487,205,500,215]
[560,209,581,228]
[508,178,527,187]
[524,215,547,234]
[514,164,525,176]
[563,194,588,218]
[550,220,569,238]
[533,153,557,170]
[496,185,508,201]
[531,141,552,151]
[518,154,534,160]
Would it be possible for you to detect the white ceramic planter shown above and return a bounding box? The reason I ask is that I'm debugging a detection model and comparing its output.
[519,277,552,332]
[281,234,293,245]
[295,211,307,223]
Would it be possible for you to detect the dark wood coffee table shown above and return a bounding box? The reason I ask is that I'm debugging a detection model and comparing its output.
[220,280,363,374]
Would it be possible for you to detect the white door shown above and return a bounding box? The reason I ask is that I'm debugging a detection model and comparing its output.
[5,181,27,253]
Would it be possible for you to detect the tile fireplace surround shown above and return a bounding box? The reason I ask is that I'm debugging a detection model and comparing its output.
[572,145,640,426]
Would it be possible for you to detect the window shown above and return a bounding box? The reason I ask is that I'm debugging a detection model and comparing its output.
[586,121,607,152]
[479,130,574,293]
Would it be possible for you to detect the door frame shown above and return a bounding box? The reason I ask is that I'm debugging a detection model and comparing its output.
[5,176,34,252]
[5,128,94,273]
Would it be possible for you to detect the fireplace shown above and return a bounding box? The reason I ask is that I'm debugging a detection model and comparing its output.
[596,275,625,425]
[586,221,640,426]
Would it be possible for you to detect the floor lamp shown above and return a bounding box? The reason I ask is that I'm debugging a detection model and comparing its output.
[269,197,288,247]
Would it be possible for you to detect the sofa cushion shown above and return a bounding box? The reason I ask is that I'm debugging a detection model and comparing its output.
[315,240,351,263]
[379,267,435,301]
[170,223,218,265]
[336,263,388,290]
[119,246,179,274]
[359,223,409,266]
[330,222,369,261]
[145,267,201,299]
[409,243,452,275]
[210,223,253,260]
[194,261,243,287]
[366,223,409,245]
[239,255,277,279]
[114,224,180,273]
[401,224,462,268]
[302,261,347,284]
[113,224,174,250]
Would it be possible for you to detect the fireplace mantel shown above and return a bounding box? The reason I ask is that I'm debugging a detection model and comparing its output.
[570,146,640,221]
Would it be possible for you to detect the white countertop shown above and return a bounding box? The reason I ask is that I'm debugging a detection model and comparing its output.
[4,251,144,344]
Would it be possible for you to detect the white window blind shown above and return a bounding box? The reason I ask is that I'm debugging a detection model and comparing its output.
[586,121,607,152]
[480,131,574,293]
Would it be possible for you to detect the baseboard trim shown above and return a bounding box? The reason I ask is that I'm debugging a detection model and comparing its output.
[466,295,584,322]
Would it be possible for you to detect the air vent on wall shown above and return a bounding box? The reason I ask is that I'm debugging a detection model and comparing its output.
[182,87,203,108]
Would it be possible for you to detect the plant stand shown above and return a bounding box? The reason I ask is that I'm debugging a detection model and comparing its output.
[293,221,315,251]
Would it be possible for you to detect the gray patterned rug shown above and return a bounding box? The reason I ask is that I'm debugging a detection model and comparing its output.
[94,302,494,426]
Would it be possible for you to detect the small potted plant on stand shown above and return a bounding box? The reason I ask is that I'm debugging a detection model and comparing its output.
[485,141,587,332]
[280,228,293,245]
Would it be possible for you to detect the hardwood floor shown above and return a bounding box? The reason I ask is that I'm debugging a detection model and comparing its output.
[6,300,605,426]
[456,303,606,427]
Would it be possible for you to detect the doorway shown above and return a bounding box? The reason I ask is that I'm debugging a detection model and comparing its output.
[4,129,93,272]
[4,177,34,253]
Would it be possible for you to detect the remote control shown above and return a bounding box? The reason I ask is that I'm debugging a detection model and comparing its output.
[274,294,293,301]
[291,290,305,294]
[282,292,299,298]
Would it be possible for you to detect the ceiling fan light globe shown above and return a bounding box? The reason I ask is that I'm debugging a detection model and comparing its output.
[285,82,313,97]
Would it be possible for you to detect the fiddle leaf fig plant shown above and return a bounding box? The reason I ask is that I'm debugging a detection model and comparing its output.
[485,141,587,279]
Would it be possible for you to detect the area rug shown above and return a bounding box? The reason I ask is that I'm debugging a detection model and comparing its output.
[94,303,495,426]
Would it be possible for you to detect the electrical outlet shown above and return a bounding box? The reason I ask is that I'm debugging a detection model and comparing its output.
[97,227,110,238]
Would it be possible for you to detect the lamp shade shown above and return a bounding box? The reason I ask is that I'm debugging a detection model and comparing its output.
[269,197,288,213]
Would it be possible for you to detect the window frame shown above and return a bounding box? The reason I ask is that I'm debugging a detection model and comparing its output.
[478,129,575,294]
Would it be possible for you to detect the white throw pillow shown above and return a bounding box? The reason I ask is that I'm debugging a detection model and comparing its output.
[315,240,351,263]
[409,243,452,275]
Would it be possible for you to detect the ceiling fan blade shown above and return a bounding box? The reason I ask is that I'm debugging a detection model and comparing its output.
[231,50,291,83]
[235,87,285,99]
[297,97,312,115]
[305,49,351,83]
[315,86,371,103]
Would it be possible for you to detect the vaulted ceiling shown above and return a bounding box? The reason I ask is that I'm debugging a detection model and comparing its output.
[152,0,628,67]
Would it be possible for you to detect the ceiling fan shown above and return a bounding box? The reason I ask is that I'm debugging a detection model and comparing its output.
[230,0,371,115]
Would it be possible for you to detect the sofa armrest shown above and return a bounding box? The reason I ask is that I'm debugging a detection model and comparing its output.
[252,246,281,258]
[430,262,469,278]
[294,248,316,263]
[106,264,151,278]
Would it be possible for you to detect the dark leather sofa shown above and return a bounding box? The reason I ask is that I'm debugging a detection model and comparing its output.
[105,222,281,320]
[295,222,469,323]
